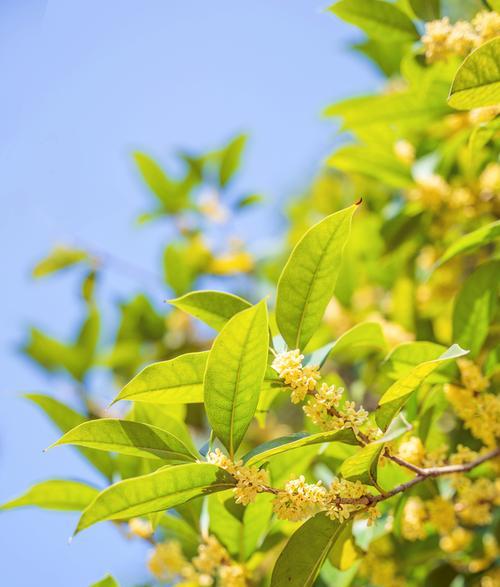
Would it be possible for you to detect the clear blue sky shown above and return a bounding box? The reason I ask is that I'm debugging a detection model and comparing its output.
[0,1,378,585]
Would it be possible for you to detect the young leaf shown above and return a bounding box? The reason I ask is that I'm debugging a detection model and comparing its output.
[432,220,500,270]
[271,514,348,587]
[205,301,269,457]
[32,246,89,278]
[243,429,358,467]
[276,204,358,350]
[329,0,418,42]
[448,38,500,110]
[76,463,235,534]
[50,419,198,462]
[218,133,247,187]
[26,394,115,479]
[90,575,119,587]
[169,290,251,331]
[375,344,468,431]
[339,442,384,485]
[0,480,98,512]
[113,352,208,405]
[453,261,500,357]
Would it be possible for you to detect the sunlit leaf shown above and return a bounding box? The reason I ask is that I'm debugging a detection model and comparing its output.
[32,246,90,278]
[448,38,500,110]
[90,575,119,587]
[0,480,98,512]
[205,301,269,457]
[169,290,251,331]
[276,205,358,350]
[329,0,418,41]
[51,419,198,462]
[218,134,247,187]
[76,463,235,534]
[375,344,469,430]
[339,442,384,485]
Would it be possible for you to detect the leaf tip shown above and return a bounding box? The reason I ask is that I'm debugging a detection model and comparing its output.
[354,197,363,206]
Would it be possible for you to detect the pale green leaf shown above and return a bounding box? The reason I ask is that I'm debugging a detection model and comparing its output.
[453,261,499,357]
[448,38,500,110]
[271,514,348,587]
[1,480,98,512]
[329,0,418,41]
[205,301,269,457]
[339,442,384,485]
[26,394,115,479]
[243,429,358,468]
[90,575,119,587]
[134,152,186,212]
[375,344,468,430]
[276,205,358,350]
[32,246,89,278]
[218,134,247,187]
[432,220,500,270]
[76,463,235,534]
[113,352,208,405]
[51,419,198,462]
[169,290,251,331]
[329,322,387,360]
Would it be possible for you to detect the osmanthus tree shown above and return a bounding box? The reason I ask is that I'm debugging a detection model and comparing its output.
[2,2,500,587]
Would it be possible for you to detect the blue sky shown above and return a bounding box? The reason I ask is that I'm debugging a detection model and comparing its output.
[0,1,378,585]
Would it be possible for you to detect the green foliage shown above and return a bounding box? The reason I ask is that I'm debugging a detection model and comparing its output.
[90,576,120,587]
[205,301,269,457]
[276,204,358,350]
[448,37,500,109]
[0,480,98,512]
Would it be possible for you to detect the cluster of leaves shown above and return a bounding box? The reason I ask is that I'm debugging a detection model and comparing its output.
[2,1,500,587]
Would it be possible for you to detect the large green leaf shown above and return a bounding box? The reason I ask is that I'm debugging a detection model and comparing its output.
[243,429,358,467]
[51,419,198,463]
[205,301,269,457]
[375,344,468,430]
[1,480,98,512]
[339,442,384,485]
[26,394,115,479]
[91,575,119,587]
[276,205,357,350]
[271,514,348,587]
[329,0,418,41]
[76,463,235,534]
[448,38,500,110]
[432,220,500,270]
[113,352,208,405]
[453,261,500,357]
[169,290,251,331]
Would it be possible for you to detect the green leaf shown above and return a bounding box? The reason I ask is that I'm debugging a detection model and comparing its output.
[26,394,115,479]
[328,521,359,570]
[276,205,358,350]
[134,152,187,212]
[329,322,387,360]
[75,463,235,534]
[51,419,198,463]
[448,38,500,109]
[329,0,418,41]
[453,261,500,357]
[164,239,211,296]
[271,514,348,587]
[218,134,247,187]
[90,575,119,587]
[32,246,89,278]
[205,301,269,457]
[169,290,251,331]
[243,429,359,467]
[432,220,500,270]
[339,442,384,485]
[375,344,468,430]
[1,480,98,512]
[160,513,200,557]
[408,0,440,20]
[113,352,209,405]
[382,342,449,383]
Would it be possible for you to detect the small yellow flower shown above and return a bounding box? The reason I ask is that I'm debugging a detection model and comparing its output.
[472,10,500,42]
[427,496,456,534]
[129,517,154,539]
[401,497,427,541]
[148,541,187,582]
[407,174,451,210]
[272,350,321,403]
[397,436,425,467]
[394,140,415,165]
[440,526,472,553]
[273,475,327,522]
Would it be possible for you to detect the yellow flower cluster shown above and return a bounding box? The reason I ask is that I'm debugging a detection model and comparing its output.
[128,516,154,539]
[445,362,500,448]
[397,436,425,466]
[440,526,472,553]
[206,449,269,505]
[393,140,415,165]
[426,496,456,534]
[325,478,374,522]
[407,174,450,210]
[422,11,500,64]
[149,536,250,587]
[453,477,500,526]
[271,349,320,403]
[273,475,327,522]
[360,547,405,587]
[401,497,427,541]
